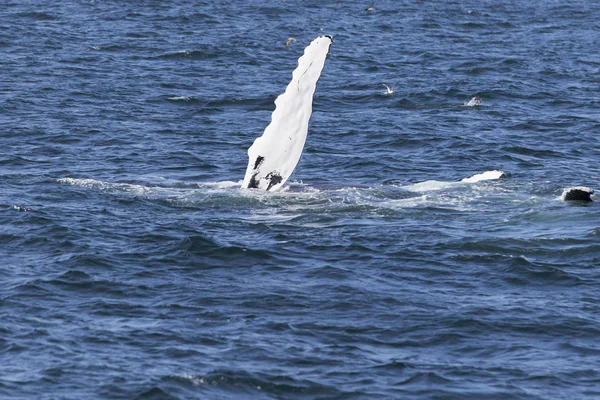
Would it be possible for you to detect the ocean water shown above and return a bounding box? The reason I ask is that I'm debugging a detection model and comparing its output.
[2,0,600,399]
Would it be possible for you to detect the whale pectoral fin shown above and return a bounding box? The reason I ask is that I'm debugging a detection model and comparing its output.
[240,36,332,191]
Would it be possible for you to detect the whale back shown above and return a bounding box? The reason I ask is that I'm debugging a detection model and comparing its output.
[242,36,332,191]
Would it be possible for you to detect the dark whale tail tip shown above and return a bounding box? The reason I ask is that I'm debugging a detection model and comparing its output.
[562,186,594,202]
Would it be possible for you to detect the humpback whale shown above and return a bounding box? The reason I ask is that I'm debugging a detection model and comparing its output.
[242,35,332,191]
[239,39,592,204]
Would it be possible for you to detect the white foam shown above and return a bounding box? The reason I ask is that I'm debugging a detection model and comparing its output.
[242,36,332,191]
[58,177,286,207]
[58,177,151,196]
[197,180,241,189]
[57,173,510,216]
[178,373,205,386]
[168,96,192,101]
[402,180,461,192]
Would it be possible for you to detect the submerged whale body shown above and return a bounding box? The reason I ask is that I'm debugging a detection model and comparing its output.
[242,35,333,191]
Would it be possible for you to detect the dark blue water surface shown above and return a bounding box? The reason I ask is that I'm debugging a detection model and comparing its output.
[2,0,600,398]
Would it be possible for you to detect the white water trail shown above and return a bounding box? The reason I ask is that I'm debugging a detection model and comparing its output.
[242,35,332,191]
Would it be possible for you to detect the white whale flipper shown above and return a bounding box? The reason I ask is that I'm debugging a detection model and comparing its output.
[242,35,332,191]
[460,170,505,183]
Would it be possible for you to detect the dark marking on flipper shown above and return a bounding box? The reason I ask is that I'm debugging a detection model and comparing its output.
[247,172,260,189]
[297,61,315,91]
[247,156,265,189]
[253,156,265,170]
[265,172,283,191]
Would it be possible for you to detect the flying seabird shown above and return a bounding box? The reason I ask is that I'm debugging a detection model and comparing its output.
[286,37,297,49]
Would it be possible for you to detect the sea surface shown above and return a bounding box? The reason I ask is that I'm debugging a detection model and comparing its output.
[2,1,600,399]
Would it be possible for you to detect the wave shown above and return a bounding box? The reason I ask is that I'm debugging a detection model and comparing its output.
[167,96,194,102]
[14,11,57,21]
[58,177,156,196]
[153,48,221,60]
[165,370,342,398]
[157,95,274,111]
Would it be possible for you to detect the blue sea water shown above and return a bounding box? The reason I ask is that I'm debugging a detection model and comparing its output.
[2,0,600,398]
